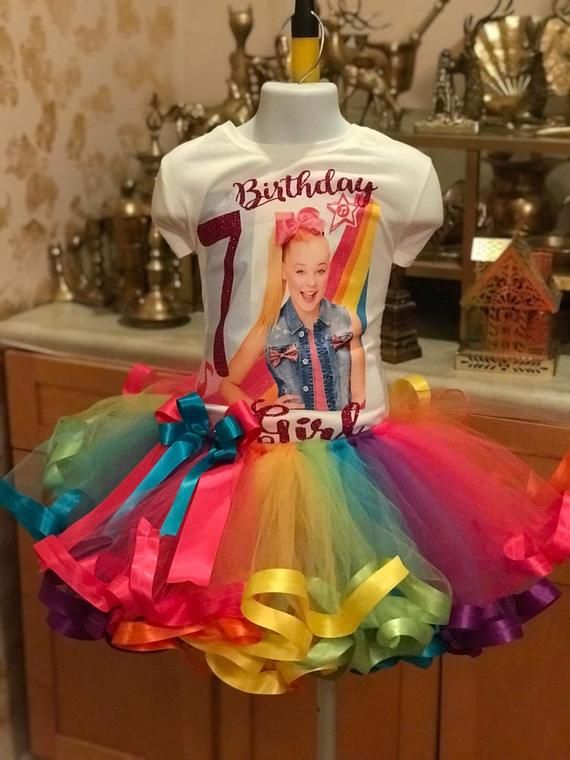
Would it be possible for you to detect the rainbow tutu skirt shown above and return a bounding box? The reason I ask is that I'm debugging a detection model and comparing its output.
[1,366,569,695]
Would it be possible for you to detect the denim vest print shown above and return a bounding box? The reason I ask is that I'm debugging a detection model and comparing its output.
[265,299,353,411]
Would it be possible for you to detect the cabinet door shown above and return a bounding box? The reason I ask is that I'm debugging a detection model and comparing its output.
[468,415,569,475]
[17,479,216,760]
[8,350,214,760]
[216,664,440,760]
[439,564,570,760]
[5,350,128,451]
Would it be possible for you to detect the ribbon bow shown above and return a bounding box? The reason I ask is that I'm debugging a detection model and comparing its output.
[269,344,299,367]
[332,332,353,351]
[275,207,325,247]
[103,392,259,588]
[106,393,257,537]
[159,397,250,537]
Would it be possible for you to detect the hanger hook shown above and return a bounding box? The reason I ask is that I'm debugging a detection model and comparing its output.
[280,9,327,84]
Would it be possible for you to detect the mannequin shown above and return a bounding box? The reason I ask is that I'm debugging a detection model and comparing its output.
[237,81,351,144]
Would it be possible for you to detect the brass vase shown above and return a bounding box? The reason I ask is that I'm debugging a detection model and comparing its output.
[486,152,557,237]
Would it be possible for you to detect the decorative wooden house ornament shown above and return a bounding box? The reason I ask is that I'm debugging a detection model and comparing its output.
[456,240,561,376]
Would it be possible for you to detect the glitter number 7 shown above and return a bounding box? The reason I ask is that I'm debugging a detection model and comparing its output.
[197,210,242,377]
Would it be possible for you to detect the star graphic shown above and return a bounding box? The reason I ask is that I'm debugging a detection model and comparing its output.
[326,193,361,233]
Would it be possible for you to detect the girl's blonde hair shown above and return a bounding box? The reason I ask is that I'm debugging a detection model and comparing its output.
[255,229,329,330]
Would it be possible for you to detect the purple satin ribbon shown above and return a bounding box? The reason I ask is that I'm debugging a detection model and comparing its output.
[442,578,560,654]
[39,572,109,641]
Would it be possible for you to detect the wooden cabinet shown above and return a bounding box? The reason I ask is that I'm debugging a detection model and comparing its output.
[3,348,569,760]
[440,577,570,760]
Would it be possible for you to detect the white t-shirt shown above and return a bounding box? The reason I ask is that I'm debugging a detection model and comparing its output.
[151,121,442,443]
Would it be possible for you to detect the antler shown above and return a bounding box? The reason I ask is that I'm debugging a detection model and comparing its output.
[464,0,515,41]
[336,0,385,32]
[410,0,452,46]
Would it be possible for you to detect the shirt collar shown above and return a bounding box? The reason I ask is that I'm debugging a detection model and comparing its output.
[318,299,332,327]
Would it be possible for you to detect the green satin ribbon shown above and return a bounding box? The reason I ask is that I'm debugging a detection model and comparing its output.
[297,566,451,676]
[43,394,164,496]
[43,417,90,493]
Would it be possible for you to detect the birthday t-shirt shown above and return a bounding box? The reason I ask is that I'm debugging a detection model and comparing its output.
[151,121,443,443]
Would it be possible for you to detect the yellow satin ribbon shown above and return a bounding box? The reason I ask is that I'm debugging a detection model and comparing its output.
[181,557,451,695]
[388,374,432,417]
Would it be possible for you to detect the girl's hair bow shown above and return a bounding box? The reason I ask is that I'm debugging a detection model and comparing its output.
[275,207,325,247]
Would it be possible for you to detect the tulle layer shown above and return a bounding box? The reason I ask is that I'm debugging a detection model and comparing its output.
[1,367,569,694]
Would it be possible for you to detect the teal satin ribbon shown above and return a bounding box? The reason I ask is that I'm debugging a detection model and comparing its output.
[106,392,245,538]
[0,479,86,540]
[368,636,447,672]
[160,412,244,537]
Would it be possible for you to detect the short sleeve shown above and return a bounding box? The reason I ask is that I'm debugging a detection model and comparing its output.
[151,157,197,259]
[393,161,443,268]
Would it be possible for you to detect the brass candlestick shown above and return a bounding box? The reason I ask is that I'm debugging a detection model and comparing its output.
[120,225,189,328]
[48,223,113,308]
[118,95,190,327]
[381,267,422,363]
[48,244,74,303]
[110,180,149,312]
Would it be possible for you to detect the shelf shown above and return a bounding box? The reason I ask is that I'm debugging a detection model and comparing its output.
[554,273,570,292]
[387,111,570,155]
[407,258,463,281]
[407,260,570,290]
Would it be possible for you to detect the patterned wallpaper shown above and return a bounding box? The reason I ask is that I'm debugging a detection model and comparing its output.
[0,0,562,320]
[0,0,176,318]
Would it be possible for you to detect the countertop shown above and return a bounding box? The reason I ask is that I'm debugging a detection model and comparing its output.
[0,302,569,426]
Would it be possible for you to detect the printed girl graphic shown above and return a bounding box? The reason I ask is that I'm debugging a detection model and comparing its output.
[220,207,366,411]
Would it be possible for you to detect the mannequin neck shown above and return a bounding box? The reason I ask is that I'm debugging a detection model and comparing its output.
[238,82,350,144]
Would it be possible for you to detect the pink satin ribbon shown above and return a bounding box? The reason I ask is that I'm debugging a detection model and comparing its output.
[166,399,260,587]
[127,518,248,627]
[504,454,570,575]
[122,364,159,394]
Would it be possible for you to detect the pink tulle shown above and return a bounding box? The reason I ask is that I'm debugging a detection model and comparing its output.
[352,418,566,606]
